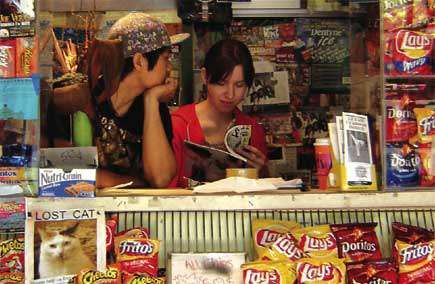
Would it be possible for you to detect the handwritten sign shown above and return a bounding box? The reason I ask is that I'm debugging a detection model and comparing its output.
[170,253,245,284]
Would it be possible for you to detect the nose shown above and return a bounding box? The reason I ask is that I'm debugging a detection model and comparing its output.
[224,84,235,100]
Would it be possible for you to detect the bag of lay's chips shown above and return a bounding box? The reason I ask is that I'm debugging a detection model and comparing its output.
[295,258,346,284]
[252,219,301,258]
[292,225,338,258]
[412,107,435,145]
[397,240,435,283]
[242,261,296,284]
[260,233,308,262]
[385,29,432,75]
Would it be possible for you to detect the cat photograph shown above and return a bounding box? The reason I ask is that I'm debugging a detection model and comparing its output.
[34,220,96,279]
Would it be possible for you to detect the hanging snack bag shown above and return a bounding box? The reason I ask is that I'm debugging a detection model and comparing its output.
[386,98,417,143]
[383,0,430,31]
[15,37,38,77]
[386,143,420,187]
[106,217,118,254]
[397,240,435,283]
[292,225,338,258]
[386,29,432,75]
[295,258,346,284]
[114,237,160,277]
[416,146,435,186]
[0,271,24,283]
[123,274,165,284]
[412,107,435,145]
[0,40,16,78]
[346,259,398,284]
[242,261,296,284]
[331,223,382,263]
[252,219,301,258]
[0,238,24,273]
[391,222,434,267]
[261,233,308,262]
[75,266,122,284]
[115,227,149,239]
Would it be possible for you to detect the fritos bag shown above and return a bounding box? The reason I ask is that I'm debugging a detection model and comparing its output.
[76,266,122,284]
[242,261,296,284]
[416,147,435,186]
[260,233,308,262]
[293,225,338,258]
[412,107,435,145]
[295,258,346,284]
[397,240,435,283]
[252,219,300,258]
[331,223,382,263]
[392,222,434,268]
[116,227,149,239]
[346,259,398,284]
[123,274,165,284]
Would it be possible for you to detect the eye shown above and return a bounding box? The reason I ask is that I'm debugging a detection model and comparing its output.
[64,241,70,246]
[216,81,225,86]
[236,82,247,88]
[49,244,56,248]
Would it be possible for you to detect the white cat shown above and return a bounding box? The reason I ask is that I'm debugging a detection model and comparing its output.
[38,222,95,279]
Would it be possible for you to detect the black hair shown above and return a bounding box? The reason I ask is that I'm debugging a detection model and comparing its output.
[120,46,170,81]
[203,39,255,87]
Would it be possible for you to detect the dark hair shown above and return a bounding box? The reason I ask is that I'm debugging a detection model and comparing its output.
[120,46,170,81]
[203,39,255,87]
[87,39,169,103]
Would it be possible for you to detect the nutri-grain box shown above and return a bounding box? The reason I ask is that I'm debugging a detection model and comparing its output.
[39,147,97,197]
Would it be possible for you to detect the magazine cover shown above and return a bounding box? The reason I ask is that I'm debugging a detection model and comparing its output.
[25,208,106,282]
[0,0,35,38]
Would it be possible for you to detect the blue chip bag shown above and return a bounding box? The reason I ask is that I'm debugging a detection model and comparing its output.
[386,143,420,187]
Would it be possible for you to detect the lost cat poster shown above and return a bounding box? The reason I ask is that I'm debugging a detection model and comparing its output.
[25,208,106,282]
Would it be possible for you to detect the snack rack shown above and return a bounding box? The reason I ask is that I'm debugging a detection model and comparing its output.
[26,191,435,267]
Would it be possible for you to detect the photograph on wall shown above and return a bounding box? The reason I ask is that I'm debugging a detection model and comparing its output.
[25,208,106,282]
[244,71,290,106]
[0,0,35,38]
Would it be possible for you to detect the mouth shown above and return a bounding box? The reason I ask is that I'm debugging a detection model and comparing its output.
[220,100,234,106]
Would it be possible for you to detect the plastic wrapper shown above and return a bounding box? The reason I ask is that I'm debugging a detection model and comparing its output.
[106,217,117,253]
[252,219,301,258]
[295,258,346,284]
[75,266,121,284]
[416,146,435,186]
[412,107,435,145]
[386,98,417,143]
[123,274,165,284]
[331,223,382,263]
[386,143,420,187]
[0,271,24,283]
[292,225,338,258]
[242,261,296,284]
[0,40,15,78]
[346,259,398,284]
[383,0,430,31]
[260,233,308,262]
[0,238,24,273]
[397,240,435,283]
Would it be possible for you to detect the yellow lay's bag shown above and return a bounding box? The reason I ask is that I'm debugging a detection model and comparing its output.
[296,258,346,284]
[260,233,308,262]
[252,219,301,258]
[242,261,296,284]
[293,225,338,258]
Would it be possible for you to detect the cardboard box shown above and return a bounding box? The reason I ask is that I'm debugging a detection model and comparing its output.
[39,147,97,197]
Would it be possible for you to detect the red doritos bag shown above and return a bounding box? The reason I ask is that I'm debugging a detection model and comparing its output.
[385,97,417,143]
[331,223,382,263]
[346,259,398,284]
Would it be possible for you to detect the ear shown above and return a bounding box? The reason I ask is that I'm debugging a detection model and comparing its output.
[61,222,79,236]
[132,53,148,71]
[200,68,208,85]
[38,227,56,241]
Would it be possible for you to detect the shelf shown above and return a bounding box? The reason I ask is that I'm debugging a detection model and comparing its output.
[25,190,435,212]
[385,75,435,81]
[233,8,366,18]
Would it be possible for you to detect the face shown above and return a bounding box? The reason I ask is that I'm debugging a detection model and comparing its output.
[140,50,171,89]
[41,233,78,260]
[203,65,248,114]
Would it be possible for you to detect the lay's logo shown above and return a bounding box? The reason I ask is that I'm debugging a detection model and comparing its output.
[298,263,335,282]
[244,269,280,284]
[396,30,432,59]
[256,229,283,247]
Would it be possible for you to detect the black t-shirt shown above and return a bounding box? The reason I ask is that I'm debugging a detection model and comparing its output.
[92,77,173,173]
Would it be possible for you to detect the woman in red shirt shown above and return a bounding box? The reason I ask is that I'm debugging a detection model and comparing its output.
[170,39,268,188]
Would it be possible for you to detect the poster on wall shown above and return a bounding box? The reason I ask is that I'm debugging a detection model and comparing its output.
[0,0,35,38]
[244,71,290,106]
[25,208,106,282]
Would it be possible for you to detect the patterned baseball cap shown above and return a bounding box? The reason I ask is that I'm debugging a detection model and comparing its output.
[108,12,190,58]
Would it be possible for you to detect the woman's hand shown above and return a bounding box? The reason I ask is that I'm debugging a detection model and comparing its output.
[236,145,267,171]
[145,78,178,103]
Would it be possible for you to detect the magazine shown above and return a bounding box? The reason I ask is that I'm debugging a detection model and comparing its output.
[183,125,253,184]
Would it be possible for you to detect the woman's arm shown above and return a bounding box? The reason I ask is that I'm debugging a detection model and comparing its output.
[141,82,177,188]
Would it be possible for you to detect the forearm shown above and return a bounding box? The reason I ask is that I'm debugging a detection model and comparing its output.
[142,96,176,187]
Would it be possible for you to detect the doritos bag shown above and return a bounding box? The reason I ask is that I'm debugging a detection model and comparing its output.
[292,225,338,259]
[242,261,296,284]
[386,143,420,187]
[252,219,300,258]
[346,259,398,284]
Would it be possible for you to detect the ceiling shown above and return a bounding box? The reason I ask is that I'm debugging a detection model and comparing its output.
[38,0,176,12]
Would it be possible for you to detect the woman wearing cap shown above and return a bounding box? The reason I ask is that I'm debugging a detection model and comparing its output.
[87,13,188,188]
[170,39,268,188]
